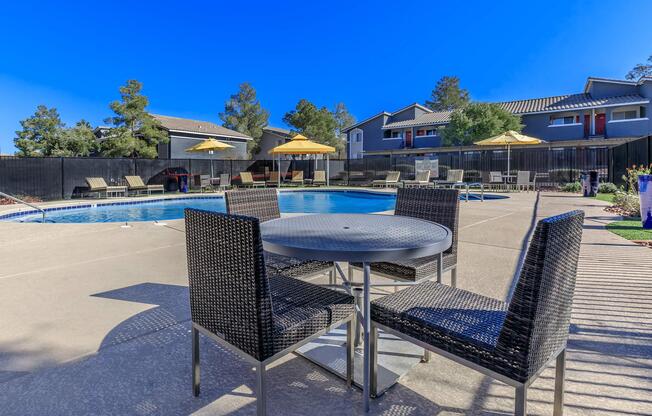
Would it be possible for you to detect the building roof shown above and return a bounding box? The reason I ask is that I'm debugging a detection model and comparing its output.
[152,114,252,140]
[498,93,648,115]
[343,111,391,133]
[263,126,292,139]
[382,111,452,129]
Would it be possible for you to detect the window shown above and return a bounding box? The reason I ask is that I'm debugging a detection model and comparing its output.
[642,106,647,118]
[416,129,426,136]
[550,116,576,125]
[383,130,392,139]
[415,128,437,137]
[612,110,638,121]
[426,129,437,136]
[391,131,402,138]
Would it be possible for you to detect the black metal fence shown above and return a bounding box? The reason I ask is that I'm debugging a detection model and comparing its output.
[1,137,649,200]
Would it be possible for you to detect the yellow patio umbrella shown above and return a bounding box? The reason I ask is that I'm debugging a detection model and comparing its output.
[269,134,336,186]
[186,138,234,178]
[475,130,545,177]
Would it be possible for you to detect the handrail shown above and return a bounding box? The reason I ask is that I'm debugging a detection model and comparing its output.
[0,191,46,222]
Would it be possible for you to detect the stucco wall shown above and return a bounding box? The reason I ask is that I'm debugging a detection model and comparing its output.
[521,113,585,141]
[588,81,639,99]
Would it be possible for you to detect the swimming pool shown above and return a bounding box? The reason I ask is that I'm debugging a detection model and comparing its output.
[3,190,502,223]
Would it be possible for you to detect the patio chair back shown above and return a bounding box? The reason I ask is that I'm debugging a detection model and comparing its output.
[496,210,584,382]
[225,188,280,223]
[124,175,147,189]
[446,169,464,183]
[239,171,254,185]
[395,188,459,260]
[185,209,274,361]
[291,170,304,182]
[516,171,531,186]
[313,170,326,183]
[268,171,279,182]
[415,170,430,182]
[386,171,401,183]
[489,171,503,183]
[220,173,231,187]
[86,177,108,191]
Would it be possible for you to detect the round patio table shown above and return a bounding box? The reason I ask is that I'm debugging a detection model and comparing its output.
[260,213,452,412]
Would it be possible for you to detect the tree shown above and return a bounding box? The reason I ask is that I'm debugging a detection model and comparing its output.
[626,55,652,80]
[440,102,523,146]
[283,99,342,152]
[101,80,168,158]
[425,76,470,111]
[219,82,269,157]
[55,120,98,157]
[332,102,356,139]
[14,105,66,157]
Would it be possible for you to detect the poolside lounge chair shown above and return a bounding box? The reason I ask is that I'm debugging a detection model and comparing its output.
[402,170,431,188]
[350,187,460,286]
[185,209,354,416]
[486,171,504,190]
[218,173,231,190]
[432,169,464,188]
[516,170,535,192]
[239,171,265,188]
[311,170,327,186]
[125,175,165,196]
[371,171,401,188]
[290,170,304,186]
[369,210,584,415]
[224,189,336,281]
[266,171,280,187]
[85,177,127,198]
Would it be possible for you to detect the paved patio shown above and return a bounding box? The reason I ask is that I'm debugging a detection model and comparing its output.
[0,192,650,415]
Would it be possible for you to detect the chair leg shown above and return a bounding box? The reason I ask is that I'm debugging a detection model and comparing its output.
[348,263,354,283]
[421,349,431,363]
[436,252,443,284]
[515,385,527,416]
[256,363,267,416]
[346,319,354,387]
[451,267,457,288]
[192,326,200,397]
[370,323,378,397]
[554,349,566,416]
[353,288,363,348]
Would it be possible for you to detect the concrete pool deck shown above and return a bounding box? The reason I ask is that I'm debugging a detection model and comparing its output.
[0,191,650,415]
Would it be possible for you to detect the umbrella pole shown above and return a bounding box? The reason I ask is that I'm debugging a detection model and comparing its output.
[278,154,281,187]
[327,154,330,187]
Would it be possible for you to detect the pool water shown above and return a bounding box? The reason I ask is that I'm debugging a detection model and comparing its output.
[9,190,502,224]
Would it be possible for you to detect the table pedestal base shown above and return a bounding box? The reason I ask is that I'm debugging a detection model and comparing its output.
[295,324,424,397]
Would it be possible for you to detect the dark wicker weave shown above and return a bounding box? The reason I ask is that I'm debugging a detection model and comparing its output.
[185,209,354,415]
[370,210,584,415]
[351,188,460,285]
[224,189,334,279]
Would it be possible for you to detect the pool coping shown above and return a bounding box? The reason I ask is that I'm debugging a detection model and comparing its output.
[0,188,398,222]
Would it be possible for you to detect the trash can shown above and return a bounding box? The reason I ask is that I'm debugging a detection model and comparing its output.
[580,172,589,197]
[589,171,599,197]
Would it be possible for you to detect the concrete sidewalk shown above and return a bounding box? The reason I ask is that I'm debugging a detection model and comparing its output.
[0,192,650,415]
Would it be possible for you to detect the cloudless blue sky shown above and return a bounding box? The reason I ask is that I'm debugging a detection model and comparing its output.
[1,0,651,153]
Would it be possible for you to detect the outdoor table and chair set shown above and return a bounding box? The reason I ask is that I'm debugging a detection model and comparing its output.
[184,187,584,415]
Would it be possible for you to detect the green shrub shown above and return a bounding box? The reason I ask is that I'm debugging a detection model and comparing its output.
[612,191,640,217]
[598,182,618,194]
[560,182,582,193]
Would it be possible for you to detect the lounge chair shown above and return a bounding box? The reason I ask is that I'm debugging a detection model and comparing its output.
[125,175,165,196]
[516,170,535,192]
[266,171,280,187]
[185,209,354,416]
[239,171,265,188]
[432,169,464,188]
[311,170,327,186]
[350,188,460,287]
[224,189,336,281]
[85,177,127,198]
[290,170,304,186]
[371,171,401,188]
[218,173,231,190]
[487,171,504,190]
[369,210,585,415]
[402,170,431,188]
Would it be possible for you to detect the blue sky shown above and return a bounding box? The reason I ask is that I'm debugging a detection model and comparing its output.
[1,0,651,154]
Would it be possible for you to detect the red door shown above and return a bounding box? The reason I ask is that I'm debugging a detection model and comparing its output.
[595,113,606,135]
[405,130,412,148]
[584,114,590,137]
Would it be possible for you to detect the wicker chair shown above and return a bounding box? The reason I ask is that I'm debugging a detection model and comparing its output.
[370,210,585,415]
[185,209,354,416]
[349,188,460,287]
[224,189,336,281]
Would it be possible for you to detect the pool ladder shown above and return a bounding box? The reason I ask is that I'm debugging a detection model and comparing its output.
[0,191,46,222]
